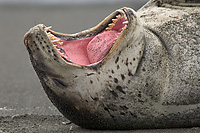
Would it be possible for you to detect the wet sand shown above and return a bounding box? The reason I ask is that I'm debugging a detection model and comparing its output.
[0,1,199,132]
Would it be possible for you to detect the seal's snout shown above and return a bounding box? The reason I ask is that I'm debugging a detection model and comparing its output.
[23,24,46,47]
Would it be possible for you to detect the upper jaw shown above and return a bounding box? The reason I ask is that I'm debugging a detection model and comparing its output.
[24,7,132,69]
[46,7,130,41]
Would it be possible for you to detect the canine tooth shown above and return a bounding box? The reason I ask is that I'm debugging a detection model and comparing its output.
[123,21,129,25]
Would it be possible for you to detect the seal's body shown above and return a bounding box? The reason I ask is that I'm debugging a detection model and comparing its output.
[23,0,200,129]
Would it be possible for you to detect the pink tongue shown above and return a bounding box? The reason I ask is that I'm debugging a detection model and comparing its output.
[87,30,119,64]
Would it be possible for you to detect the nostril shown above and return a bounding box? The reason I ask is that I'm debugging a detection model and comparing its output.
[23,32,30,46]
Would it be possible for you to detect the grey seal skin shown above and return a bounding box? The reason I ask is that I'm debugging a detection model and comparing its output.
[23,0,200,129]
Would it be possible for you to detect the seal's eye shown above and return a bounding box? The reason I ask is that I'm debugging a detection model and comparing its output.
[45,12,128,66]
[53,79,68,89]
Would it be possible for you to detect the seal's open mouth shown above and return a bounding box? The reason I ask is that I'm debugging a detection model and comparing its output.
[45,9,128,66]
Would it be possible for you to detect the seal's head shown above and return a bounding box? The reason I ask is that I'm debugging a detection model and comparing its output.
[23,7,144,129]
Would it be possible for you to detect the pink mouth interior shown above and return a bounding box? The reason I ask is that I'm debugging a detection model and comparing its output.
[52,17,127,66]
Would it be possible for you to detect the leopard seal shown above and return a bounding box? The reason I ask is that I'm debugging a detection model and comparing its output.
[23,0,200,129]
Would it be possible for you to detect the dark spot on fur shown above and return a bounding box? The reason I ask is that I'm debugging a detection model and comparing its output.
[125,58,129,66]
[46,45,50,49]
[53,54,57,57]
[150,59,153,62]
[138,93,142,98]
[120,112,125,115]
[44,41,46,43]
[130,62,132,65]
[111,70,114,74]
[106,104,117,111]
[116,86,125,94]
[42,46,45,49]
[139,51,142,55]
[110,114,115,119]
[110,90,118,98]
[93,97,99,101]
[117,65,120,69]
[121,97,125,100]
[129,112,137,117]
[115,57,119,64]
[40,41,42,44]
[90,80,93,84]
[133,58,136,61]
[48,50,51,53]
[104,107,109,112]
[142,67,146,72]
[109,75,112,78]
[145,83,149,87]
[128,69,133,76]
[128,80,131,84]
[121,74,125,80]
[120,105,128,110]
[114,78,118,83]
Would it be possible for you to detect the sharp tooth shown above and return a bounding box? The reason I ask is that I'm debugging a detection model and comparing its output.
[124,16,128,20]
[108,23,115,28]
[122,25,127,30]
[117,9,124,15]
[45,26,52,31]
[112,19,118,23]
[116,14,121,19]
[123,21,129,25]
[51,40,59,42]
[58,42,63,45]
[106,27,112,31]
